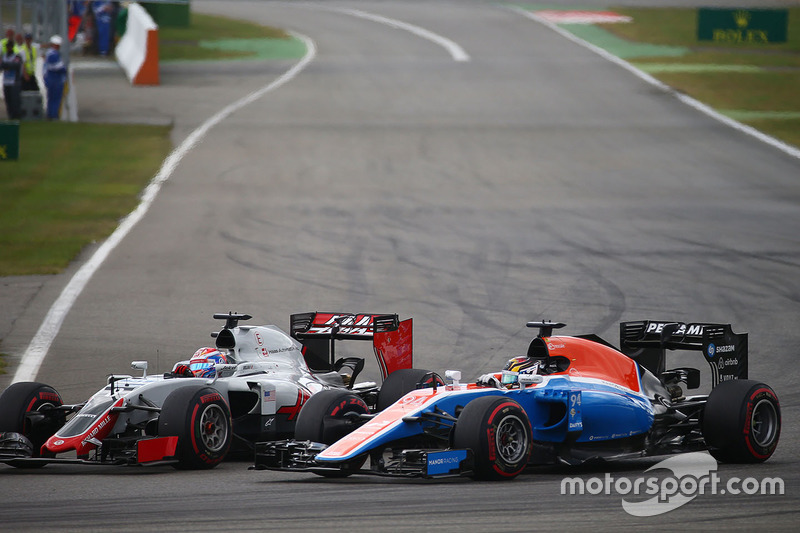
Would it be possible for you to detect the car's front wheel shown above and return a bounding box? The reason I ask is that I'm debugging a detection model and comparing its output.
[453,396,532,480]
[158,385,232,469]
[0,381,64,462]
[294,389,370,478]
[702,379,780,463]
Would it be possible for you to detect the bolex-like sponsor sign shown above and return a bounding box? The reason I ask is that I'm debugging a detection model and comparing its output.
[698,8,788,44]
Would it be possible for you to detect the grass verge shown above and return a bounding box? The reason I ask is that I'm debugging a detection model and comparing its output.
[0,13,301,277]
[0,122,171,276]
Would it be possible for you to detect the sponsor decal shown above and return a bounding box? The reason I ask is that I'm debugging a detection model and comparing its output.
[85,414,113,441]
[646,322,704,337]
[38,392,61,402]
[267,346,296,354]
[426,450,468,476]
[708,343,735,359]
[568,392,583,431]
[200,393,222,404]
[308,314,374,336]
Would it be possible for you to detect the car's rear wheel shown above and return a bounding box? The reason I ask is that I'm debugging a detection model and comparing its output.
[376,368,444,411]
[453,396,532,481]
[702,379,780,463]
[0,382,64,463]
[158,385,232,470]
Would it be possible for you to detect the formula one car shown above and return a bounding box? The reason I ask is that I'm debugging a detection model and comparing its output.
[0,312,439,469]
[255,320,781,480]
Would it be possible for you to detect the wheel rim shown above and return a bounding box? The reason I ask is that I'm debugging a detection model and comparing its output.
[199,404,228,453]
[495,414,527,463]
[24,402,57,434]
[751,398,778,448]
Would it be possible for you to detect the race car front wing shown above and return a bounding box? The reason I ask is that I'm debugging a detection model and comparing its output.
[0,431,180,467]
[254,440,474,479]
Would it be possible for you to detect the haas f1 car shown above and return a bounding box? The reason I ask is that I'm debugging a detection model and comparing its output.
[0,312,439,469]
[255,320,781,480]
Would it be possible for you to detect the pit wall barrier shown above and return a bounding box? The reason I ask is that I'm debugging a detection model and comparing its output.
[115,2,159,85]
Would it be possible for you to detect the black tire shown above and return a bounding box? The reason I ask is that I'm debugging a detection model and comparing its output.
[295,389,369,445]
[377,368,444,411]
[453,396,532,481]
[702,379,780,463]
[295,389,370,478]
[0,382,64,459]
[158,386,232,470]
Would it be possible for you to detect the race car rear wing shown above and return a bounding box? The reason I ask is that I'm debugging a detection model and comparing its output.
[619,320,748,387]
[290,312,413,379]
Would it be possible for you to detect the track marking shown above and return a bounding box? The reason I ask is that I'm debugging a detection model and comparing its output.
[333,7,470,62]
[510,6,800,161]
[12,33,318,384]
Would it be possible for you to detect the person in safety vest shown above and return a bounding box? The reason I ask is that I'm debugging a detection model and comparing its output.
[21,33,38,91]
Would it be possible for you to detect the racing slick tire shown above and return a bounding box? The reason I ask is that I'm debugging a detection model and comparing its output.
[702,379,780,463]
[376,368,444,411]
[453,396,532,481]
[295,389,369,478]
[0,382,64,463]
[158,385,232,470]
[295,389,369,445]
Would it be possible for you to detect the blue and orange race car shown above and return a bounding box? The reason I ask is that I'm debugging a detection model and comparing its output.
[255,320,781,480]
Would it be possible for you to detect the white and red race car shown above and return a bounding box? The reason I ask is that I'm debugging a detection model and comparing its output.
[0,312,438,469]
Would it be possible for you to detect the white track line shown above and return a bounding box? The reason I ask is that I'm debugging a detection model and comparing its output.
[511,6,800,161]
[12,33,318,384]
[334,7,470,62]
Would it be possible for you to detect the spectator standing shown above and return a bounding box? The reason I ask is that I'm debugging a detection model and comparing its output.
[43,35,67,120]
[1,37,24,119]
[21,33,39,91]
[93,1,113,56]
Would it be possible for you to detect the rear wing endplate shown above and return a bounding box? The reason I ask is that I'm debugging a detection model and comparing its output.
[290,312,413,379]
[620,320,748,387]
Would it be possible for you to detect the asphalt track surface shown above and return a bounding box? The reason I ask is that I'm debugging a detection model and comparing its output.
[1,0,799,530]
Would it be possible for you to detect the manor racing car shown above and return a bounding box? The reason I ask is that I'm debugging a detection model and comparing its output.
[255,320,780,480]
[0,312,437,469]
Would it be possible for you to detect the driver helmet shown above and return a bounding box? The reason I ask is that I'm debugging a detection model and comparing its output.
[503,356,540,373]
[501,356,540,386]
[189,347,227,378]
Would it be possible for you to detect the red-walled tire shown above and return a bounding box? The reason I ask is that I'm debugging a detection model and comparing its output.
[295,389,369,478]
[0,382,64,459]
[453,396,532,481]
[703,380,780,463]
[158,386,232,470]
[295,389,369,445]
[377,368,444,411]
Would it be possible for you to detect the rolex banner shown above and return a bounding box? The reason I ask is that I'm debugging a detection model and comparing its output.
[698,8,788,44]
